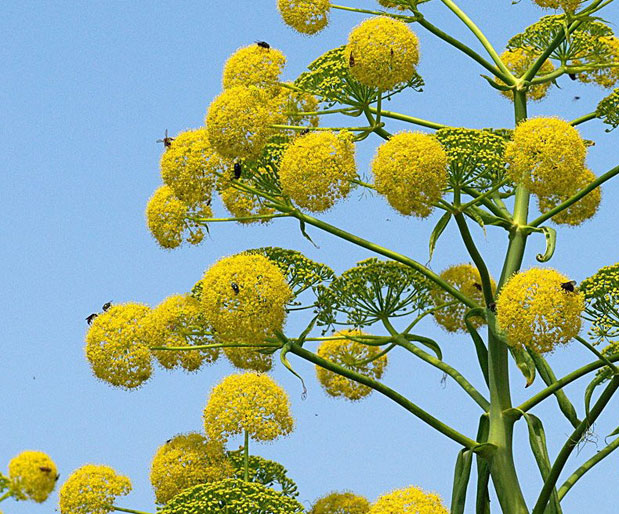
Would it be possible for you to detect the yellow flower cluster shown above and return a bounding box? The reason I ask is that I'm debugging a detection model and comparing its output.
[498,48,555,101]
[160,128,228,206]
[279,131,356,212]
[142,294,219,372]
[581,262,619,341]
[149,433,232,505]
[537,168,601,226]
[146,185,212,249]
[577,36,619,89]
[347,17,420,90]
[431,264,494,333]
[223,45,286,93]
[8,451,57,503]
[372,132,448,218]
[496,268,584,354]
[220,186,275,223]
[274,88,320,129]
[316,329,388,401]
[200,253,292,345]
[311,491,371,514]
[369,485,448,514]
[277,0,331,35]
[59,464,131,514]
[505,117,587,197]
[532,0,582,11]
[85,303,153,389]
[377,0,407,10]
[203,372,294,442]
[206,86,276,160]
[223,346,274,372]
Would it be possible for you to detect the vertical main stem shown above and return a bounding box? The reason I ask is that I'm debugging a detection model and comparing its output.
[243,430,250,482]
[486,90,530,514]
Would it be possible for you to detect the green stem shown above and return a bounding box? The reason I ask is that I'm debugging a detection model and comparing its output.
[288,342,479,449]
[0,492,11,502]
[458,179,510,214]
[243,431,250,482]
[557,434,619,501]
[150,343,281,351]
[570,112,597,127]
[367,106,449,130]
[192,214,288,223]
[283,107,359,116]
[276,205,480,309]
[331,3,418,22]
[461,186,511,219]
[270,124,371,132]
[529,164,619,227]
[575,336,619,375]
[532,376,619,514]
[362,106,392,140]
[439,0,513,79]
[113,507,154,514]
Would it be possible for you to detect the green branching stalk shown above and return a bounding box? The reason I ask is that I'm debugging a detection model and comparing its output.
[575,336,619,375]
[113,507,153,514]
[331,3,419,22]
[0,492,11,503]
[287,342,480,449]
[532,376,619,514]
[530,164,619,227]
[461,186,512,219]
[191,214,289,223]
[150,343,282,351]
[366,106,449,130]
[557,435,619,501]
[361,106,392,140]
[570,112,597,126]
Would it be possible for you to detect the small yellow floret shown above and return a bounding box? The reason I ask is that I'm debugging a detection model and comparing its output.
[200,254,292,345]
[142,294,219,372]
[347,16,419,90]
[505,117,586,197]
[203,372,294,442]
[8,451,57,503]
[160,128,228,206]
[146,185,212,249]
[311,491,370,514]
[431,264,495,333]
[59,465,131,514]
[537,167,601,226]
[223,346,274,372]
[85,303,153,389]
[206,86,275,160]
[316,329,388,401]
[369,485,448,514]
[279,131,356,212]
[496,268,584,353]
[223,45,286,93]
[277,0,331,35]
[532,0,582,11]
[149,433,232,505]
[498,48,555,101]
[372,131,448,217]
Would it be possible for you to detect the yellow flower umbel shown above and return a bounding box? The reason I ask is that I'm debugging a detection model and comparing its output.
[149,433,232,505]
[372,132,448,217]
[377,0,407,10]
[496,268,585,354]
[369,485,449,514]
[532,0,582,11]
[85,303,153,389]
[311,491,371,514]
[223,45,286,93]
[206,86,275,160]
[160,128,228,206]
[431,264,495,333]
[223,345,274,372]
[146,185,212,249]
[347,16,420,90]
[220,186,275,223]
[273,88,320,129]
[577,36,619,89]
[203,372,294,442]
[498,48,555,101]
[142,294,219,372]
[8,451,58,503]
[505,117,586,197]
[277,0,331,35]
[279,131,356,212]
[59,465,131,514]
[200,253,292,345]
[316,329,388,401]
[537,168,601,226]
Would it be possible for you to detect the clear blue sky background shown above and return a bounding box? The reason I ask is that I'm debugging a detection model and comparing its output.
[1,1,617,512]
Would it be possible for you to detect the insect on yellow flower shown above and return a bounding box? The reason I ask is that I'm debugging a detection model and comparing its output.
[8,451,58,503]
[496,268,585,354]
[372,131,448,218]
[277,0,331,35]
[58,464,131,514]
[222,44,286,93]
[346,16,420,90]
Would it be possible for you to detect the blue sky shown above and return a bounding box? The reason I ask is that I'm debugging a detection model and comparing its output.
[1,1,617,512]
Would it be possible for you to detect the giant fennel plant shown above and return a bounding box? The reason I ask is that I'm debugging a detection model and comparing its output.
[5,1,619,513]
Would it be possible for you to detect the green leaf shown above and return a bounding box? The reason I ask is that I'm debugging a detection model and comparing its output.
[509,346,536,387]
[523,414,563,514]
[450,448,473,514]
[535,227,557,263]
[428,211,451,262]
[412,337,443,361]
[299,219,319,248]
[607,426,619,438]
